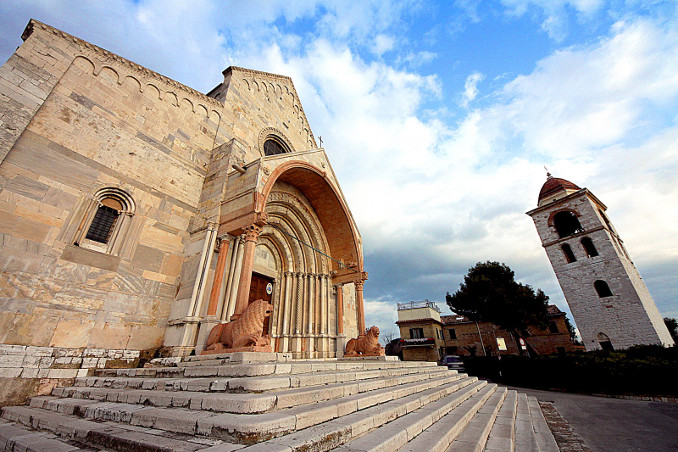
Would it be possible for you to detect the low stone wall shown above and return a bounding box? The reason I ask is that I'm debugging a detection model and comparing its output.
[0,344,152,406]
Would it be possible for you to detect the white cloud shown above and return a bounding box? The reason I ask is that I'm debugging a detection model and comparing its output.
[461,72,484,107]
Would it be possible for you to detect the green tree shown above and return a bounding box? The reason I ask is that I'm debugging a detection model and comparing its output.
[664,317,678,342]
[446,261,551,355]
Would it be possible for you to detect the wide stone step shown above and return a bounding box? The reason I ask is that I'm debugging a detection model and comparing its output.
[444,387,507,452]
[25,372,473,443]
[0,407,226,451]
[334,383,498,452]
[46,368,457,414]
[76,365,452,394]
[484,389,518,452]
[527,396,559,452]
[514,393,539,452]
[96,358,437,379]
[241,379,487,451]
[0,418,93,451]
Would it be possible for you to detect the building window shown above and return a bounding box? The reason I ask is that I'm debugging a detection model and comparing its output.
[581,237,598,257]
[553,211,583,238]
[263,137,289,156]
[594,280,613,298]
[448,329,457,340]
[410,328,424,339]
[548,321,559,334]
[597,332,614,351]
[74,187,135,254]
[561,244,576,263]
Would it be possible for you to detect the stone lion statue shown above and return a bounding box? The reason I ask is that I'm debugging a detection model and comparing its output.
[344,325,384,357]
[204,299,272,351]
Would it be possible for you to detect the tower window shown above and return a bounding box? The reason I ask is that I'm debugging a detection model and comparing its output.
[553,211,583,238]
[594,280,613,298]
[263,137,289,156]
[581,237,599,257]
[597,332,614,351]
[561,244,576,263]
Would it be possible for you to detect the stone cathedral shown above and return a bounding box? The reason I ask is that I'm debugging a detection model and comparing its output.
[0,20,371,404]
[527,174,674,351]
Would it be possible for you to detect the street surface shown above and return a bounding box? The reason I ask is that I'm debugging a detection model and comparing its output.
[505,386,678,452]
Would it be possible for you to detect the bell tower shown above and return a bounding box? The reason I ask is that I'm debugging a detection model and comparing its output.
[527,173,674,351]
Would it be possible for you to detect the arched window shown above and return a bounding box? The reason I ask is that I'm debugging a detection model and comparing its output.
[553,211,583,238]
[581,237,598,257]
[597,332,614,351]
[75,188,135,254]
[263,136,289,156]
[594,280,613,298]
[561,244,576,263]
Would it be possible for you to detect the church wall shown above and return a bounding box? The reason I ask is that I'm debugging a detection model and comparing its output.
[0,21,234,390]
[216,68,317,164]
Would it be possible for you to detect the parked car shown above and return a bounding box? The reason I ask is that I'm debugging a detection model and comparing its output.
[441,355,466,372]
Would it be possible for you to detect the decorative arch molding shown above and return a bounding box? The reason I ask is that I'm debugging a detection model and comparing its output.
[259,161,362,273]
[93,187,136,214]
[258,127,295,156]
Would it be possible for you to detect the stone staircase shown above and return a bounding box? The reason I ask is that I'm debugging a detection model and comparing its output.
[0,353,559,451]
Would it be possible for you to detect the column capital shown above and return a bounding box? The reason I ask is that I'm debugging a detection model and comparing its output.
[243,224,263,242]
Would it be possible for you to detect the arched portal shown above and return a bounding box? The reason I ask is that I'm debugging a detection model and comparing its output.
[254,162,364,358]
[211,160,365,358]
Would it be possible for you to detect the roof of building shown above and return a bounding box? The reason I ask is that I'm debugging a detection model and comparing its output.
[538,174,580,202]
[440,305,564,326]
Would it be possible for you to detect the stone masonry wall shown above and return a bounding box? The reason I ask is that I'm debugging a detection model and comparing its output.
[0,21,229,356]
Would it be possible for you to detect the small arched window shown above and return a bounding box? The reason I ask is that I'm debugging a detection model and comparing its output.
[553,211,583,238]
[597,332,614,351]
[561,244,576,263]
[75,188,135,254]
[581,237,598,257]
[263,137,289,156]
[594,280,613,298]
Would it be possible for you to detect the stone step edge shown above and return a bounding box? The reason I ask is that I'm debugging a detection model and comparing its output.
[484,390,518,452]
[422,386,507,452]
[47,368,459,414]
[94,360,443,380]
[0,407,224,452]
[336,383,498,452]
[0,418,86,452]
[27,373,475,441]
[527,396,559,452]
[242,379,488,451]
[76,366,455,394]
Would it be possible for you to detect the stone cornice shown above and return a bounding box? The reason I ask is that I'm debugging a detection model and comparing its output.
[23,19,223,110]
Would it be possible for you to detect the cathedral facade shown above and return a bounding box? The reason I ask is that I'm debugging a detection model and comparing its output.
[527,174,674,351]
[0,20,366,404]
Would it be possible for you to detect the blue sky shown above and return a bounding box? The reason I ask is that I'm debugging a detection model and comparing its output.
[2,0,677,340]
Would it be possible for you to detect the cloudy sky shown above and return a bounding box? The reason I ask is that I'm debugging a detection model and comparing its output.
[2,1,677,340]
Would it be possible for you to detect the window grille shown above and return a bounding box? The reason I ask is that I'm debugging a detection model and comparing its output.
[85,205,119,243]
[264,138,288,156]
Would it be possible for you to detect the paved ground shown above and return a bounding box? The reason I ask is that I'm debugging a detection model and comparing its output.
[504,386,678,452]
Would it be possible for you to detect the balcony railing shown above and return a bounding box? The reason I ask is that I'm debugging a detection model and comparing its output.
[396,300,441,312]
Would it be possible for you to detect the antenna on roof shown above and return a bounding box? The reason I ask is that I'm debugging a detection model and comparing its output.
[318,136,323,147]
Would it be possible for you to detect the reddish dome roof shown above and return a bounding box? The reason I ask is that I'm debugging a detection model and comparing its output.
[538,175,580,201]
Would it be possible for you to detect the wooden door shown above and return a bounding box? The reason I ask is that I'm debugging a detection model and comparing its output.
[248,273,273,334]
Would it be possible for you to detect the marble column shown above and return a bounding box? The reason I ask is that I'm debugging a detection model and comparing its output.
[232,224,262,318]
[355,280,366,337]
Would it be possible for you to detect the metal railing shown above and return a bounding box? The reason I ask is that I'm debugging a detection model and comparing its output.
[396,300,441,312]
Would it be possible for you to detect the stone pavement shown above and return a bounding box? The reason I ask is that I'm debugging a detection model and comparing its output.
[505,386,678,452]
[0,353,559,451]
